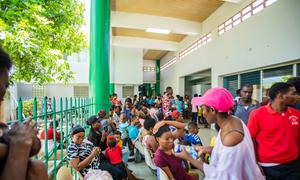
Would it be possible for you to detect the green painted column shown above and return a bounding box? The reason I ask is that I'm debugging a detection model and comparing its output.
[89,0,110,113]
[155,60,160,95]
[147,83,152,97]
[109,83,115,95]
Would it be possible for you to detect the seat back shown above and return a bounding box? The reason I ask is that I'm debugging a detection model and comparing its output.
[157,167,169,180]
[144,147,157,170]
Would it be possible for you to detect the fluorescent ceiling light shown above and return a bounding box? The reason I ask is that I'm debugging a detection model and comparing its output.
[146,28,171,34]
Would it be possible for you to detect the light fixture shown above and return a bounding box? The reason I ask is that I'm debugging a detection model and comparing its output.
[146,28,171,34]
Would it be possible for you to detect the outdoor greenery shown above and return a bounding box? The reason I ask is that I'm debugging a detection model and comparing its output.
[0,0,87,84]
[22,98,40,117]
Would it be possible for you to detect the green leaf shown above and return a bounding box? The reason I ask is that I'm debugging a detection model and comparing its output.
[0,0,87,84]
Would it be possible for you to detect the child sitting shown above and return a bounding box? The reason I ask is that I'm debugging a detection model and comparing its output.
[105,136,127,179]
[142,118,158,156]
[114,131,129,164]
[183,122,203,146]
[128,120,141,142]
[119,114,129,146]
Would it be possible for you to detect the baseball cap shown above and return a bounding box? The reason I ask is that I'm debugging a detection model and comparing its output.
[196,87,234,112]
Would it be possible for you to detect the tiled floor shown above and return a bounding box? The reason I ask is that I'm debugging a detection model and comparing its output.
[128,123,217,180]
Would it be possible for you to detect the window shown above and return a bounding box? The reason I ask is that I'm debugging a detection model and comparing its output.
[179,33,212,60]
[122,86,134,98]
[218,0,278,36]
[32,85,45,98]
[240,71,261,101]
[74,86,89,97]
[161,57,176,71]
[297,63,300,76]
[223,75,238,97]
[262,65,293,97]
[143,66,155,72]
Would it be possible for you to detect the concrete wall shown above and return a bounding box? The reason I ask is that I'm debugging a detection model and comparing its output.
[17,83,33,99]
[45,84,74,98]
[114,84,139,100]
[113,47,143,84]
[143,60,156,83]
[160,0,300,95]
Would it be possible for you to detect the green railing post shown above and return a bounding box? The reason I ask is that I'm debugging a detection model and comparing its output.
[33,97,38,159]
[52,97,57,180]
[43,97,48,171]
[78,97,81,126]
[70,97,73,128]
[74,98,77,125]
[81,98,84,126]
[65,97,69,167]
[18,98,23,122]
[59,98,63,164]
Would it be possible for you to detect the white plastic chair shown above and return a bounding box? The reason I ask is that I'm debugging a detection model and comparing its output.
[144,147,157,171]
[157,167,169,180]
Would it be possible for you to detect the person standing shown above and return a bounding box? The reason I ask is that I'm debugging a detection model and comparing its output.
[233,84,259,125]
[174,88,264,180]
[191,94,198,123]
[248,82,300,179]
[162,87,173,118]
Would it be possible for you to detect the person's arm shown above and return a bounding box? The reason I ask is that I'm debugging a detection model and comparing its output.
[153,121,185,139]
[160,166,176,180]
[164,121,185,139]
[174,147,204,172]
[69,147,99,171]
[1,120,39,180]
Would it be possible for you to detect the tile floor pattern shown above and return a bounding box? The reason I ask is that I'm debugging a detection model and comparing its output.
[128,122,217,180]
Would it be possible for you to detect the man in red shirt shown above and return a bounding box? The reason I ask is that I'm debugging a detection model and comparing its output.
[248,82,300,179]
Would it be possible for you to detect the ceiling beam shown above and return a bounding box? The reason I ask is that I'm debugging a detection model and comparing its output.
[112,36,179,51]
[111,11,202,35]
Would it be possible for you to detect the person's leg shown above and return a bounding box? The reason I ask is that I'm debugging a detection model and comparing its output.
[122,147,130,164]
[99,162,123,180]
[281,159,300,180]
[262,166,281,180]
[192,113,196,123]
[27,160,48,180]
[203,118,209,128]
[122,138,128,147]
[128,138,134,156]
[116,163,127,178]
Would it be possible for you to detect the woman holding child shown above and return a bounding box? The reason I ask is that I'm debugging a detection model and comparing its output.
[67,125,123,179]
[174,88,264,180]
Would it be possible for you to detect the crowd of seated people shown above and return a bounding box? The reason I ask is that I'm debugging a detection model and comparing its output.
[1,46,300,180]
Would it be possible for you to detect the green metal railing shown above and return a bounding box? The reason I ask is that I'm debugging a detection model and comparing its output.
[14,96,95,179]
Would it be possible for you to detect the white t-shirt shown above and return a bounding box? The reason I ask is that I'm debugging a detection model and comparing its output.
[203,122,264,180]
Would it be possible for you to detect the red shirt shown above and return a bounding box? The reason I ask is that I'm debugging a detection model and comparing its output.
[40,128,60,140]
[111,99,122,106]
[247,103,300,164]
[105,145,122,164]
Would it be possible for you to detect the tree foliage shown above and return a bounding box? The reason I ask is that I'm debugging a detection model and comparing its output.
[0,0,87,84]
